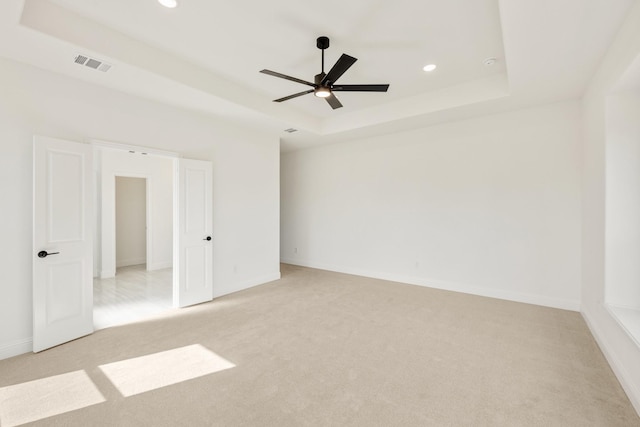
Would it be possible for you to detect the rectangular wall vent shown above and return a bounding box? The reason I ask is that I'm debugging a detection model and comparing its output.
[74,54,112,73]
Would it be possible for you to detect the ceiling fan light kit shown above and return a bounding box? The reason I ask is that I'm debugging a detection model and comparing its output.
[260,36,390,109]
[314,87,331,98]
[157,0,177,8]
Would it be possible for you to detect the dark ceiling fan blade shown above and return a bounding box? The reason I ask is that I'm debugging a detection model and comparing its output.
[332,84,390,92]
[325,93,343,109]
[321,54,357,85]
[273,89,315,102]
[260,69,316,87]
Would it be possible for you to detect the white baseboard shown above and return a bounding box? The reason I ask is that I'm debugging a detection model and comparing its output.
[147,261,172,271]
[105,261,172,274]
[100,269,115,279]
[582,306,640,417]
[214,272,281,299]
[280,258,580,311]
[116,257,146,268]
[0,338,32,360]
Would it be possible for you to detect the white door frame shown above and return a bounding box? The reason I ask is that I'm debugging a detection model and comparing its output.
[92,141,178,290]
[94,140,178,279]
[112,174,151,271]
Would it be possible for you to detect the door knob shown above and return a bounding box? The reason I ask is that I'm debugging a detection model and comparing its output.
[38,250,60,258]
[203,236,212,241]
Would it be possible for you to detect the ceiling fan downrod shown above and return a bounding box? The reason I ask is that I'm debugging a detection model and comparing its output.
[317,36,330,74]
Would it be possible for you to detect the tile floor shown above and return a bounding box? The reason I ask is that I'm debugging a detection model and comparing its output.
[93,265,173,329]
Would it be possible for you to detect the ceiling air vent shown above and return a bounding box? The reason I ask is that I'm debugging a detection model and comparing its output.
[74,54,112,72]
[74,55,88,65]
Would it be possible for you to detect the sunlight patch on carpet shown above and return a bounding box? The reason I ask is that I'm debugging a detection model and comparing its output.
[0,370,105,427]
[98,344,235,397]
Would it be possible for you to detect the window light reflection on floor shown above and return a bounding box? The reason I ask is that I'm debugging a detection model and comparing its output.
[98,344,235,397]
[0,370,106,427]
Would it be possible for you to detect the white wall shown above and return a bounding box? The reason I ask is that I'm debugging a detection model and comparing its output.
[101,151,173,275]
[115,177,147,268]
[0,57,280,359]
[282,100,582,310]
[605,92,640,309]
[581,0,640,414]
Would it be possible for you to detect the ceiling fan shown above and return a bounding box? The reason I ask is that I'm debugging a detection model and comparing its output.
[260,36,390,110]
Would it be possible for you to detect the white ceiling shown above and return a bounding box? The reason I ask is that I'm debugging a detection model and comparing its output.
[0,0,635,151]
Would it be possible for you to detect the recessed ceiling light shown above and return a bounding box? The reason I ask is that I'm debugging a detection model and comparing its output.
[158,0,177,8]
[423,64,437,72]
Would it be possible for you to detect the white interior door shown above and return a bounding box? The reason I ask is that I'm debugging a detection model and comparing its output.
[174,158,213,307]
[33,136,93,352]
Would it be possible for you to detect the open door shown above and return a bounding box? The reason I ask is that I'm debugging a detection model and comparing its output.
[174,158,213,307]
[33,136,93,352]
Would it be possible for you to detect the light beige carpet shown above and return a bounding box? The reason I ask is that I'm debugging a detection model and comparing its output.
[1,264,638,426]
